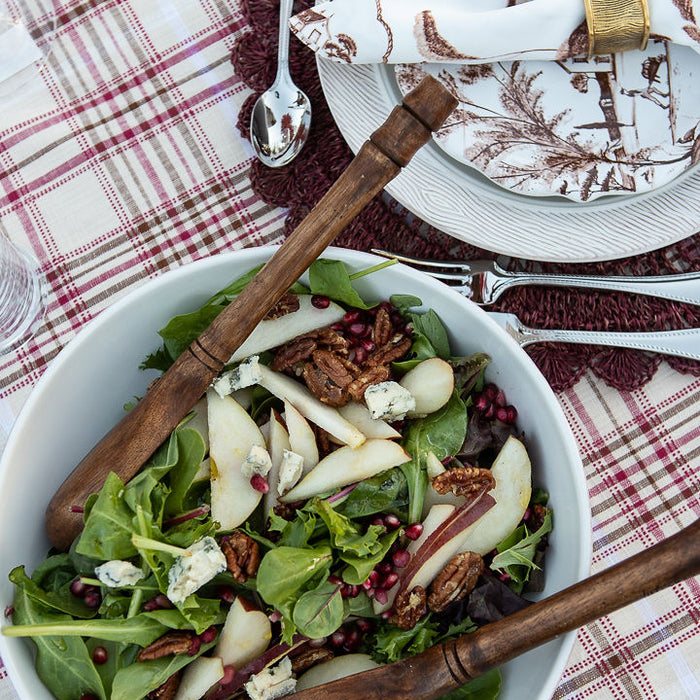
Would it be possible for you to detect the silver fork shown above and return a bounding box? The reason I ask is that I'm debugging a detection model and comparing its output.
[487,312,700,361]
[371,249,700,306]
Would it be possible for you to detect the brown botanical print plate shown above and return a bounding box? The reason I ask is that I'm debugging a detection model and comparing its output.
[396,42,700,202]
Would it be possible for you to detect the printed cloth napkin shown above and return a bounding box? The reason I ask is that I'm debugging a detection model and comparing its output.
[290,0,700,64]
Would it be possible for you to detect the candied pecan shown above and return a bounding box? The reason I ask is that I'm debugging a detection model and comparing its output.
[221,531,260,583]
[371,307,394,347]
[302,362,348,407]
[389,585,427,630]
[309,328,350,354]
[529,504,548,532]
[432,467,495,498]
[137,631,196,661]
[264,293,300,320]
[366,336,412,367]
[312,349,358,388]
[427,551,485,612]
[270,337,317,372]
[345,365,391,401]
[147,670,182,699]
[290,646,335,675]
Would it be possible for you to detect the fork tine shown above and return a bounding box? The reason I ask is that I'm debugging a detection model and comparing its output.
[371,249,469,272]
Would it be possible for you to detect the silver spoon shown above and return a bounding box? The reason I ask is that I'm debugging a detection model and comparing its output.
[250,0,312,167]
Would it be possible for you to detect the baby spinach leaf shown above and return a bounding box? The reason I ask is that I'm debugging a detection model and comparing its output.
[390,294,423,312]
[410,309,451,359]
[10,577,106,700]
[164,427,207,517]
[309,259,374,309]
[401,392,468,522]
[292,580,344,639]
[256,545,333,611]
[335,468,408,520]
[76,472,138,560]
[9,566,93,619]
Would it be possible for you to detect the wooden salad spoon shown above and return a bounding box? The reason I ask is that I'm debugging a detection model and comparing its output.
[44,75,458,551]
[288,516,700,699]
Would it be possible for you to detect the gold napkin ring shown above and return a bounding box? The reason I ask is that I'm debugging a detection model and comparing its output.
[583,0,650,57]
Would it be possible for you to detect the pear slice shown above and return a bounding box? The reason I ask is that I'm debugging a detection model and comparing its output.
[284,399,319,474]
[257,365,365,448]
[173,656,224,700]
[337,402,401,439]
[399,357,454,417]
[457,436,531,556]
[280,439,410,503]
[208,391,266,530]
[215,596,272,670]
[230,295,345,363]
[262,409,291,517]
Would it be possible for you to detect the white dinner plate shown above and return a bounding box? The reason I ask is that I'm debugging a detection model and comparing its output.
[317,58,700,262]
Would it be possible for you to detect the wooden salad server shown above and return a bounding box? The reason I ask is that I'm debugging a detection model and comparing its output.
[289,516,700,700]
[44,75,458,551]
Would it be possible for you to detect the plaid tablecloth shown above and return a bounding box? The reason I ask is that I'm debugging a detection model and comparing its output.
[1,1,699,699]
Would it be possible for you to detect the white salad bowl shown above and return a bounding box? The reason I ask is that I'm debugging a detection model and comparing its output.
[0,246,591,700]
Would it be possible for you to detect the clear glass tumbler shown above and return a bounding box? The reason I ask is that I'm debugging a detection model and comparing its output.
[0,234,45,354]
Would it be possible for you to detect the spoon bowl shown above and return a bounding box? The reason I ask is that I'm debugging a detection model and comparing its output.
[250,0,312,167]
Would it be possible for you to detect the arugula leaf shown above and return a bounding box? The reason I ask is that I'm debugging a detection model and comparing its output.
[490,510,553,592]
[292,580,344,639]
[268,509,318,549]
[310,499,385,557]
[76,472,138,560]
[10,577,106,700]
[401,391,468,523]
[9,565,94,619]
[371,615,439,663]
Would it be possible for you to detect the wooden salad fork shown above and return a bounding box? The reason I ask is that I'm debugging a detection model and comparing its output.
[44,76,458,551]
[288,517,700,699]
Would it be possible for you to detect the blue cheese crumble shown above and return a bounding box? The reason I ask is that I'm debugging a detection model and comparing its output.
[94,560,144,588]
[241,444,273,479]
[364,381,416,421]
[277,450,304,495]
[166,536,226,604]
[212,355,262,398]
[244,656,296,700]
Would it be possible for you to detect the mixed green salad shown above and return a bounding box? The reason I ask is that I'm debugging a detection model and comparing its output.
[3,259,552,700]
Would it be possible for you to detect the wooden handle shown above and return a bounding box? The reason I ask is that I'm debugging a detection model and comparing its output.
[44,75,457,551]
[289,517,700,699]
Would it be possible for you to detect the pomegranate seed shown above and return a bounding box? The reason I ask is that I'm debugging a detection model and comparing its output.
[365,587,375,599]
[377,562,392,574]
[155,594,172,608]
[371,516,385,527]
[268,610,282,622]
[483,403,495,420]
[70,505,85,513]
[380,610,392,620]
[79,695,100,700]
[311,295,330,309]
[361,578,373,591]
[250,474,269,493]
[352,347,367,364]
[344,628,362,651]
[4,605,14,618]
[384,514,401,530]
[188,636,202,656]
[379,301,393,312]
[361,339,376,353]
[70,578,87,597]
[494,390,507,408]
[92,646,108,665]
[356,618,373,632]
[200,625,217,644]
[346,584,359,598]
[348,322,369,337]
[403,523,424,541]
[506,405,518,423]
[373,588,389,605]
[331,323,345,332]
[499,572,511,583]
[143,599,159,612]
[484,383,499,400]
[328,575,343,585]
[330,629,346,647]
[343,310,361,324]
[523,507,532,521]
[473,394,490,412]
[390,312,403,326]
[392,549,411,568]
[221,665,236,685]
[382,572,399,589]
[84,590,102,609]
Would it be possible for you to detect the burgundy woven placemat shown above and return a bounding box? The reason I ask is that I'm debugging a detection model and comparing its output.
[231,0,700,392]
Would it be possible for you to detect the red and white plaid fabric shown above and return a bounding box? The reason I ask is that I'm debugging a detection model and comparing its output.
[1,1,698,699]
